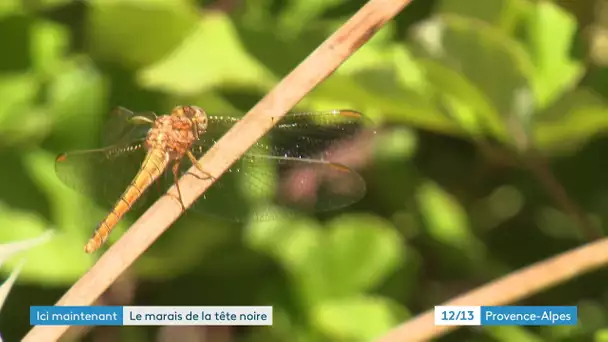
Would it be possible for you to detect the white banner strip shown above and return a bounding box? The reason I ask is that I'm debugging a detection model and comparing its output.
[122,306,273,326]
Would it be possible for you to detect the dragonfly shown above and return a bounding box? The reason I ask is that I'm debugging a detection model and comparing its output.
[55,105,371,253]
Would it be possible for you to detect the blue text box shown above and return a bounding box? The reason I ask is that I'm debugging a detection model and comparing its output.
[30,306,123,326]
[481,306,577,326]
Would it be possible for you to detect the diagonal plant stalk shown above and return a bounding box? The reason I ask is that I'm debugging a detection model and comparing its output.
[22,0,414,341]
[375,236,608,341]
[524,148,603,240]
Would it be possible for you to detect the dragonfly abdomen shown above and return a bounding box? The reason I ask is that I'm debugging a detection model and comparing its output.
[84,148,170,253]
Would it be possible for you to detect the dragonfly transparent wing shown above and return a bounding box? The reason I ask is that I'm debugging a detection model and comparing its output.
[101,107,157,146]
[160,109,370,221]
[55,140,151,210]
[57,107,162,211]
[204,110,367,159]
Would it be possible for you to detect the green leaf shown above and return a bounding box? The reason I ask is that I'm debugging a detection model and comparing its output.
[596,329,608,342]
[411,15,536,144]
[30,19,71,77]
[21,149,94,238]
[438,0,522,33]
[0,231,53,266]
[86,0,200,68]
[248,214,405,303]
[0,0,21,19]
[484,326,544,342]
[312,296,407,341]
[317,215,404,294]
[374,127,418,160]
[277,0,346,39]
[46,60,108,149]
[534,89,608,154]
[135,216,242,279]
[33,0,75,10]
[416,180,483,259]
[17,149,108,283]
[522,1,584,109]
[139,13,275,95]
[0,74,47,147]
[236,12,341,78]
[308,73,432,123]
[572,300,608,337]
[305,32,445,126]
[0,202,88,284]
[0,74,38,122]
[419,59,506,140]
[246,215,325,272]
[307,67,454,134]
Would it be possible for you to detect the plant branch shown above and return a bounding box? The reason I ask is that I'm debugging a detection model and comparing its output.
[22,0,413,341]
[374,237,608,341]
[524,148,603,241]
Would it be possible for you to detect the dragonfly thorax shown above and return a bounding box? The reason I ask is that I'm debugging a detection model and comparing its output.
[171,105,208,138]
[145,115,200,160]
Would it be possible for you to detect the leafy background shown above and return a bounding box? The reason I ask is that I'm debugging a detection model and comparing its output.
[0,0,608,341]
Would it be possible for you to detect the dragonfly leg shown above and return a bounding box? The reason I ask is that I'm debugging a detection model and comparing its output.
[170,161,187,213]
[186,150,216,182]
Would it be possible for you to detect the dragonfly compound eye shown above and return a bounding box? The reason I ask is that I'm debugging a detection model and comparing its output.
[187,106,208,132]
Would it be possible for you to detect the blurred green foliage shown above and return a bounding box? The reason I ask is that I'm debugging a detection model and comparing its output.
[0,0,607,341]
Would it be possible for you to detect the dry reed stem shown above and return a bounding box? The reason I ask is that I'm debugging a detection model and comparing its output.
[22,0,412,341]
[375,237,608,341]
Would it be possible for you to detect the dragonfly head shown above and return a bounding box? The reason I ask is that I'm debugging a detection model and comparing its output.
[174,105,208,134]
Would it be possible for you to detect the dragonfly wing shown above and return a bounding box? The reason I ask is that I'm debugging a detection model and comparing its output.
[55,140,151,210]
[263,109,369,159]
[205,110,368,159]
[175,110,370,221]
[161,143,364,221]
[101,107,157,146]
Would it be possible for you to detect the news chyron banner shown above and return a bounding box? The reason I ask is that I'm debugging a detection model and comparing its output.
[30,306,272,326]
[434,306,577,326]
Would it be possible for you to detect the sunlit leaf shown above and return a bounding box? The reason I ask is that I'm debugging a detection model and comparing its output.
[419,59,505,140]
[248,214,404,303]
[484,326,544,342]
[0,202,87,284]
[438,0,522,32]
[136,221,244,279]
[373,128,418,160]
[411,15,536,145]
[277,0,346,39]
[46,61,108,149]
[534,89,608,154]
[30,19,71,77]
[312,296,407,341]
[0,74,43,146]
[246,215,325,272]
[596,328,608,342]
[0,231,53,266]
[307,72,454,134]
[0,0,20,19]
[319,215,403,294]
[416,180,483,259]
[86,0,199,68]
[139,13,275,95]
[522,1,584,109]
